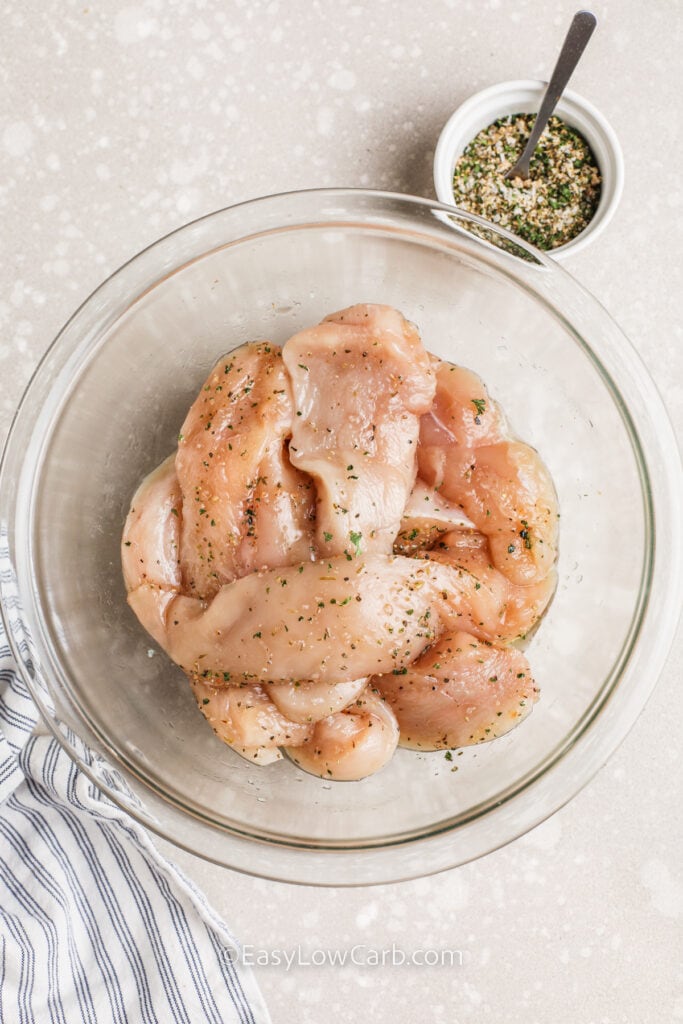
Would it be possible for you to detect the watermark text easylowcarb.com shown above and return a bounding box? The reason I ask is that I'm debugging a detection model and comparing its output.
[234,943,466,970]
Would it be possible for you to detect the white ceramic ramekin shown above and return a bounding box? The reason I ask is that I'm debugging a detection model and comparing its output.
[433,79,624,258]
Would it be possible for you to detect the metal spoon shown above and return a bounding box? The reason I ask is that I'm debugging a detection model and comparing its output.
[505,10,597,181]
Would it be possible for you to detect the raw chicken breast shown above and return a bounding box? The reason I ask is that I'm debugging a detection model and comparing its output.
[394,479,473,556]
[122,455,181,647]
[420,529,556,643]
[286,686,399,780]
[175,342,315,599]
[374,631,537,750]
[163,554,454,686]
[123,306,556,780]
[267,677,368,724]
[162,545,541,685]
[419,360,506,449]
[122,454,182,593]
[418,440,559,585]
[122,453,379,762]
[237,437,316,577]
[283,303,435,559]
[190,678,311,763]
[418,357,558,585]
[124,436,313,765]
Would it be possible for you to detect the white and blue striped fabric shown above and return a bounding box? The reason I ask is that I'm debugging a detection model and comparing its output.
[0,570,271,1022]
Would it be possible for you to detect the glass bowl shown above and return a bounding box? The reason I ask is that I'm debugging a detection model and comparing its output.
[1,189,681,886]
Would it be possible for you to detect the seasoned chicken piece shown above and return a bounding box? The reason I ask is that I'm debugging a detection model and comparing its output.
[420,529,556,643]
[236,432,316,577]
[374,631,537,750]
[163,554,450,686]
[418,357,558,585]
[267,677,368,724]
[130,534,540,689]
[418,440,558,585]
[286,686,399,780]
[419,360,506,449]
[394,480,473,555]
[283,303,435,560]
[122,455,182,647]
[271,304,433,773]
[175,342,315,599]
[124,448,312,765]
[122,454,182,593]
[190,678,312,764]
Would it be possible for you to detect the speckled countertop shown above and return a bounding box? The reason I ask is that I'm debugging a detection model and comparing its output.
[2,2,682,1021]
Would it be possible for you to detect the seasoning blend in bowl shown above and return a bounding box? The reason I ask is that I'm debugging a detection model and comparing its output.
[433,80,624,258]
[453,113,601,251]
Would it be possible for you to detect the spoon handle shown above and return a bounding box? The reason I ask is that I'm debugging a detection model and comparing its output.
[506,10,597,180]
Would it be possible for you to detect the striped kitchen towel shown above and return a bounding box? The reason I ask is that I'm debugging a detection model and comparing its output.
[0,615,272,1023]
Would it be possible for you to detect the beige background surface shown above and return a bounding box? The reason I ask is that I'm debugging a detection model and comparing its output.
[2,1,682,1021]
